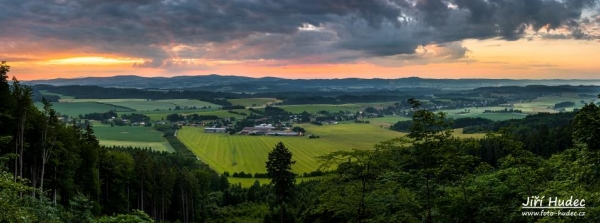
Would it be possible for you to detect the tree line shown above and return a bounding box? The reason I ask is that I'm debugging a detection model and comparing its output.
[32,85,236,106]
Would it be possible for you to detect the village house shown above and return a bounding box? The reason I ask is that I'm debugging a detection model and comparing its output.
[266,131,301,136]
[239,126,274,135]
[239,124,301,136]
[204,127,227,133]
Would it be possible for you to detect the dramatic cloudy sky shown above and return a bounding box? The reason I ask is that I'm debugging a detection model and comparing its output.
[2,0,600,80]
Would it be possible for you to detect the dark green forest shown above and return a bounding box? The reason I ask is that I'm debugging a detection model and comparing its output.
[2,62,600,223]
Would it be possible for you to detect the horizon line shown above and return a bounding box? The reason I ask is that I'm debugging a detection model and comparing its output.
[20,74,600,82]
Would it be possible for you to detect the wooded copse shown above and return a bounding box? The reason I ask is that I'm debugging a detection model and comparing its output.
[2,61,600,222]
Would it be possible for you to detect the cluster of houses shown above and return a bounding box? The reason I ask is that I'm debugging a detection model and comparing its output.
[240,124,301,136]
[204,124,302,136]
[204,127,227,133]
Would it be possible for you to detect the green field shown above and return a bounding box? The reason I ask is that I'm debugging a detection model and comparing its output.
[178,123,484,175]
[470,113,529,121]
[93,124,174,152]
[228,176,321,187]
[177,124,405,175]
[279,104,363,114]
[365,116,412,127]
[106,99,221,111]
[36,102,134,117]
[277,102,401,114]
[512,95,595,113]
[59,98,148,103]
[40,90,74,100]
[109,100,184,111]
[435,95,596,121]
[438,106,529,121]
[134,109,251,121]
[228,98,282,107]
[60,99,221,112]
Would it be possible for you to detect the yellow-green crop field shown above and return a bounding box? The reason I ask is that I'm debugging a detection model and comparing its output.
[93,124,175,152]
[227,177,321,187]
[178,123,485,175]
[365,116,412,127]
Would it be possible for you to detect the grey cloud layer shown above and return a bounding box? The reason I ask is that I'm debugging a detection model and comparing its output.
[1,0,597,65]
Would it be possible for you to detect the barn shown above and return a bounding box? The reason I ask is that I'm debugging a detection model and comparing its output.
[204,127,227,133]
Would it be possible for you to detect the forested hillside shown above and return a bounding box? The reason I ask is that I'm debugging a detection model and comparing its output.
[3,61,600,222]
[0,63,229,222]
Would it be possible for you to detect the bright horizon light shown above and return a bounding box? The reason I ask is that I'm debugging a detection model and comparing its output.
[46,57,144,65]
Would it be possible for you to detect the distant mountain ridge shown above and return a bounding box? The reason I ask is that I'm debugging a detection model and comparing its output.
[24,75,600,93]
[26,74,278,88]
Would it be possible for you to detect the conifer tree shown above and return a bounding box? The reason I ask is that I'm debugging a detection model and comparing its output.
[266,142,296,223]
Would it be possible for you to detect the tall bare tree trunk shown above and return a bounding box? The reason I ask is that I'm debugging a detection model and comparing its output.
[141,177,144,211]
[11,78,32,189]
[18,111,26,180]
[40,139,54,197]
[162,190,165,222]
[40,158,46,192]
[181,185,186,223]
[191,198,194,222]
[53,166,57,205]
[31,163,38,197]
[15,112,26,198]
[40,98,56,199]
[105,173,109,208]
[14,139,18,182]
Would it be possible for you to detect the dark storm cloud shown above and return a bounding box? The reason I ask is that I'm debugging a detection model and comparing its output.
[332,18,426,56]
[447,0,597,40]
[1,0,598,65]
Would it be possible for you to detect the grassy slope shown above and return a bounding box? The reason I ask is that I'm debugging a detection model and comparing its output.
[134,109,251,121]
[60,98,148,103]
[438,106,530,121]
[365,116,412,127]
[93,125,174,152]
[40,90,74,100]
[278,104,362,114]
[178,123,485,175]
[438,94,596,121]
[228,177,321,187]
[278,102,396,114]
[36,102,134,117]
[45,99,222,117]
[515,94,596,112]
[106,99,222,111]
[177,124,403,174]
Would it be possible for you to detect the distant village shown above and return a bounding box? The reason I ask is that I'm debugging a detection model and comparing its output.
[61,93,572,138]
[205,124,303,136]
